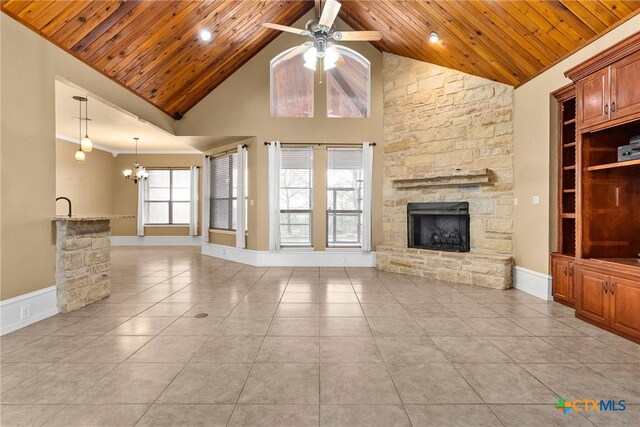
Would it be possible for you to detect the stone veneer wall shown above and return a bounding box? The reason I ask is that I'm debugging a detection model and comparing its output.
[378,53,515,289]
[55,220,111,312]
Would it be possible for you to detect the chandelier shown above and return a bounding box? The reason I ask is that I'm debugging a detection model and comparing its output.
[123,137,149,184]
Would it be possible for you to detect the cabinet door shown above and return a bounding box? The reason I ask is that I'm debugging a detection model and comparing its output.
[609,276,640,339]
[552,258,571,303]
[610,50,640,122]
[578,68,609,128]
[575,267,609,325]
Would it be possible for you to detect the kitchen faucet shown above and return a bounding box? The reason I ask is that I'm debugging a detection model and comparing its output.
[56,197,72,218]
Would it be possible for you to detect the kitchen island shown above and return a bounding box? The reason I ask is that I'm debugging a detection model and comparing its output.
[53,215,134,312]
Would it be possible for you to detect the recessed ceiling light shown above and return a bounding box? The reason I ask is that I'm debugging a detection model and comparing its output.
[429,31,440,43]
[200,30,212,42]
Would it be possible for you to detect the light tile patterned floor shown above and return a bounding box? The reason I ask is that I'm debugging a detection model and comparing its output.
[1,247,639,426]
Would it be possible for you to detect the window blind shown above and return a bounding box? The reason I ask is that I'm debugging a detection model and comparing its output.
[327,148,363,247]
[210,153,238,230]
[279,147,313,247]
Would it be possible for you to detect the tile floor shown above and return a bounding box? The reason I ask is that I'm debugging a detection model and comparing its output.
[1,247,639,426]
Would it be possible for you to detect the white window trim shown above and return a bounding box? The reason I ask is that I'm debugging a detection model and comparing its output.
[144,168,192,226]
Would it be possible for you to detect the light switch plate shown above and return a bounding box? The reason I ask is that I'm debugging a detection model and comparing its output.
[532,195,540,205]
[514,198,518,206]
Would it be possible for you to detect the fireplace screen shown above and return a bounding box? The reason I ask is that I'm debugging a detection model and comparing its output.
[407,202,470,252]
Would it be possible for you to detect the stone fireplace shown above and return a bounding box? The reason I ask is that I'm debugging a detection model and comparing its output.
[377,54,514,289]
[408,202,470,252]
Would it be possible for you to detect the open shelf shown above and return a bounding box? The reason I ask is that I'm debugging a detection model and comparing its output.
[563,118,576,125]
[563,165,576,170]
[563,142,577,148]
[561,213,576,219]
[587,158,640,171]
[563,189,576,193]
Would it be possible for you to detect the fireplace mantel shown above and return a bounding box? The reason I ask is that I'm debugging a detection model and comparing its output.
[392,168,491,189]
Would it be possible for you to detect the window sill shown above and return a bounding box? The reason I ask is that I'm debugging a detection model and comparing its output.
[144,224,189,228]
[209,229,235,235]
[209,229,248,236]
[279,247,315,252]
[325,247,363,252]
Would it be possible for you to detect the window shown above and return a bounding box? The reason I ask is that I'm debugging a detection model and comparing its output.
[326,46,370,118]
[327,148,363,247]
[145,169,191,225]
[280,147,313,247]
[210,153,238,231]
[270,47,314,118]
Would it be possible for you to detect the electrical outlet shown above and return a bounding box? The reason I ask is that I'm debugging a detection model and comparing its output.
[20,304,31,320]
[532,195,540,205]
[222,248,227,255]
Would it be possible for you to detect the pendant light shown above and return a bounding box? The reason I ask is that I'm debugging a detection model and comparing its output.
[72,96,86,163]
[80,95,92,152]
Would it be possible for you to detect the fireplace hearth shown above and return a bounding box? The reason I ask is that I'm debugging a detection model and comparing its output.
[407,202,470,252]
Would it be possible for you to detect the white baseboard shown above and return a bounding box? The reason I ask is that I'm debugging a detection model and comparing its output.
[111,236,202,246]
[513,266,552,301]
[202,243,377,267]
[0,286,59,336]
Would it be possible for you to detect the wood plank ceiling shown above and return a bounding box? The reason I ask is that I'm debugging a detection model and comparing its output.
[2,1,639,118]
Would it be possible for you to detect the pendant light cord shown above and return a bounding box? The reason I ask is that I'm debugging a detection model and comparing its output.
[84,96,89,138]
[78,98,82,149]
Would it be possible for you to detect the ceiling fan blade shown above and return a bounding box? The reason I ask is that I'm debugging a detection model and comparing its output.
[281,44,308,62]
[262,23,306,35]
[337,31,383,41]
[319,0,341,27]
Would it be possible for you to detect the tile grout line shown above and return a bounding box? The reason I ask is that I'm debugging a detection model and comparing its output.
[224,265,290,426]
[132,259,257,426]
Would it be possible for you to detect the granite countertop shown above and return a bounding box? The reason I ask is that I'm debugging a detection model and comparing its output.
[52,215,135,221]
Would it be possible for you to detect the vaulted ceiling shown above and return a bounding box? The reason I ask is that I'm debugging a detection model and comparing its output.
[2,1,639,118]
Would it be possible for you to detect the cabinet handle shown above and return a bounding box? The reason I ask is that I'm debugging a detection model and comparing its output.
[611,101,616,113]
[563,266,568,276]
[603,280,608,293]
[610,282,615,295]
[569,266,573,277]
[604,104,609,114]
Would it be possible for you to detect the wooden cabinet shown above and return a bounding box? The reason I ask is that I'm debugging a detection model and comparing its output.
[578,68,609,128]
[609,275,640,339]
[575,261,640,341]
[610,50,640,121]
[569,33,640,132]
[556,32,640,343]
[575,266,609,324]
[551,254,575,306]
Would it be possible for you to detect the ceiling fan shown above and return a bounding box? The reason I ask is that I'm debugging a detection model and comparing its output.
[262,0,382,70]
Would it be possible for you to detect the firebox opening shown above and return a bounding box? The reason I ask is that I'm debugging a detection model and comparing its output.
[407,202,470,252]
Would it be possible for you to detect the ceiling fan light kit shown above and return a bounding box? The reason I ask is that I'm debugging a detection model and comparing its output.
[263,0,381,71]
